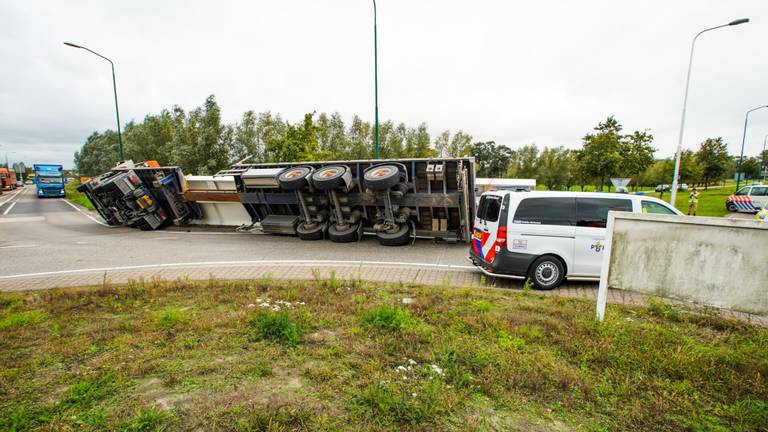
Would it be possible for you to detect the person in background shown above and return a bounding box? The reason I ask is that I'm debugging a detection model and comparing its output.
[687,187,700,216]
[755,206,768,222]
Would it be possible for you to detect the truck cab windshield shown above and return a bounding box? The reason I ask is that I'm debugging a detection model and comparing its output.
[38,175,64,184]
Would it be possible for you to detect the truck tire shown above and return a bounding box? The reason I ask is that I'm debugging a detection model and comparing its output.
[278,166,311,191]
[376,223,411,246]
[311,165,349,191]
[297,222,326,240]
[328,222,360,243]
[364,165,402,191]
[528,255,565,290]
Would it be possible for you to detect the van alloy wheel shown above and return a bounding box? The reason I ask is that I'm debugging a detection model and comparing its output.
[528,256,565,290]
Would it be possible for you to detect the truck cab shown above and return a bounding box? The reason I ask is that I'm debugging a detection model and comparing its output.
[34,164,66,198]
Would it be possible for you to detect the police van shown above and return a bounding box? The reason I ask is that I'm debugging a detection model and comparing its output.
[469,191,682,289]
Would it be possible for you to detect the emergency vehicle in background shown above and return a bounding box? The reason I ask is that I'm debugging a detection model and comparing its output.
[469,191,682,290]
[726,184,767,212]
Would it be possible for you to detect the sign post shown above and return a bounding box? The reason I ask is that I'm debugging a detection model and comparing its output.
[595,211,616,322]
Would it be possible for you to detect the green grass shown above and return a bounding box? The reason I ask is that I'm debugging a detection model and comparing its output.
[0,279,766,431]
[643,186,734,217]
[65,182,95,210]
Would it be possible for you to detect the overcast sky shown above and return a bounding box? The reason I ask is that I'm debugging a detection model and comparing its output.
[1,0,767,168]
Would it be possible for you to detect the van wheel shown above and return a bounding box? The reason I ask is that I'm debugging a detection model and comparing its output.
[528,256,565,290]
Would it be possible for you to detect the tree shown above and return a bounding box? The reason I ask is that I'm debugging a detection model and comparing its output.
[447,131,472,157]
[536,146,571,190]
[742,157,762,180]
[232,110,260,164]
[509,144,538,178]
[405,123,432,157]
[621,130,655,190]
[434,131,450,157]
[471,141,514,178]
[347,115,372,159]
[695,137,730,189]
[577,116,623,191]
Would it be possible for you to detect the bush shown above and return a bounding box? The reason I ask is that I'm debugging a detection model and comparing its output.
[361,306,414,331]
[248,310,302,346]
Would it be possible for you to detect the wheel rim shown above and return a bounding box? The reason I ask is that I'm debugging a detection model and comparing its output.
[315,166,343,180]
[366,166,396,180]
[535,262,558,285]
[281,167,309,181]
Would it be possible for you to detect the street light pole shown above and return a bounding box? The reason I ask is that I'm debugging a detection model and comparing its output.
[763,134,768,182]
[736,105,768,191]
[372,0,379,159]
[64,42,124,161]
[670,18,749,205]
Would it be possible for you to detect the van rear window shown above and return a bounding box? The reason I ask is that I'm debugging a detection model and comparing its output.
[513,198,575,226]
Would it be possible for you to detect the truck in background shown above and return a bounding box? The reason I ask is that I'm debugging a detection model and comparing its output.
[33,164,66,198]
[0,167,18,191]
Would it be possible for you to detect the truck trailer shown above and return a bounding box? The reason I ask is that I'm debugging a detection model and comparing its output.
[217,157,476,245]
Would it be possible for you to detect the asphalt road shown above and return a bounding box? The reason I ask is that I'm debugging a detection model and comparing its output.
[0,186,472,279]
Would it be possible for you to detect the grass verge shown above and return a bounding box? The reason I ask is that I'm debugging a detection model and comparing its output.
[65,182,95,210]
[0,279,765,431]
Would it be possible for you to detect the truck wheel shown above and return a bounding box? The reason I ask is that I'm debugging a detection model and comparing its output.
[328,222,360,243]
[528,255,565,290]
[278,166,311,191]
[376,223,411,246]
[297,222,326,240]
[312,166,349,191]
[364,165,402,191]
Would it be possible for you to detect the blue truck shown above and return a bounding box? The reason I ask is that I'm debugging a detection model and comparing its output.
[34,164,66,198]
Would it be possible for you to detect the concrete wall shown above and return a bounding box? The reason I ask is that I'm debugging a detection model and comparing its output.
[606,213,768,315]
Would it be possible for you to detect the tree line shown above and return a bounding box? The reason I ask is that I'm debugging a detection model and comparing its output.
[74,95,473,176]
[472,116,767,190]
[74,96,767,188]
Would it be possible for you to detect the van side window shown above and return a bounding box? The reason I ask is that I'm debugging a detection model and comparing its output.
[642,201,676,215]
[513,197,575,226]
[751,186,767,196]
[484,196,501,222]
[576,198,632,228]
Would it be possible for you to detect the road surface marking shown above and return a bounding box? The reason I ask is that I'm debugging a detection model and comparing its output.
[152,237,178,240]
[59,199,113,227]
[0,244,37,249]
[0,259,477,280]
[2,201,16,215]
[0,188,25,206]
[0,216,44,224]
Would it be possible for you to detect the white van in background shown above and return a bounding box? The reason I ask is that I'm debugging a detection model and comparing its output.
[469,191,682,289]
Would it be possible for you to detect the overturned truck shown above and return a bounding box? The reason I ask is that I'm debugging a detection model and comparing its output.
[77,161,198,230]
[218,158,476,245]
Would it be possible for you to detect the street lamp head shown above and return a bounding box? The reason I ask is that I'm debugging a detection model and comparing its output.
[63,42,83,49]
[728,18,749,26]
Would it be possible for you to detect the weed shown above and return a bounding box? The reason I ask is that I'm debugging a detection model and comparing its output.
[438,347,493,388]
[154,307,188,329]
[497,330,525,350]
[0,309,46,330]
[327,270,342,291]
[361,306,414,331]
[646,298,681,321]
[122,406,174,431]
[522,278,533,293]
[479,274,487,285]
[472,300,493,313]
[257,273,274,289]
[248,310,302,346]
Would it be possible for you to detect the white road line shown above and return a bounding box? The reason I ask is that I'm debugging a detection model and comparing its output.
[2,201,16,215]
[0,259,477,280]
[0,244,37,249]
[0,188,24,206]
[59,199,113,227]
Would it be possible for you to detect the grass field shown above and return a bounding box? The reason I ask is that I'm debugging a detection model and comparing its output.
[642,187,734,217]
[1,278,766,431]
[65,182,95,210]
